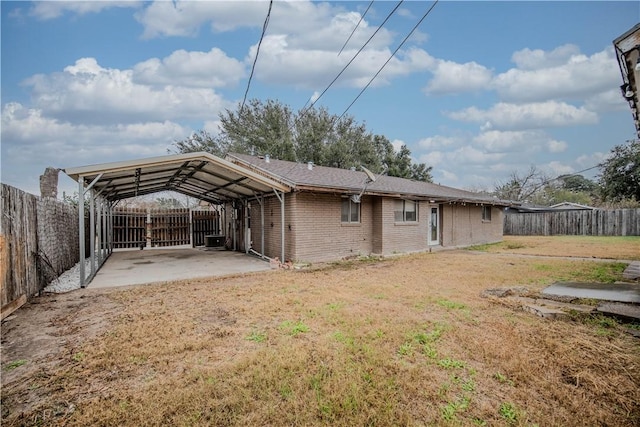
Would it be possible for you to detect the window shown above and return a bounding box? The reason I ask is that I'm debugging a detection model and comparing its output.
[482,206,492,221]
[341,198,360,223]
[394,200,418,222]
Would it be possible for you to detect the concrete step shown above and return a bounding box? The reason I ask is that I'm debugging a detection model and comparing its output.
[597,301,640,321]
[623,261,640,280]
[508,296,596,319]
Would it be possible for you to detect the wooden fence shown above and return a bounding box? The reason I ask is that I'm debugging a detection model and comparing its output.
[504,209,640,236]
[112,208,221,248]
[1,184,79,317]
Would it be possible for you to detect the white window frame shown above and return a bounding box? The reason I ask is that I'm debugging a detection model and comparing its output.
[482,206,492,222]
[341,198,361,223]
[394,200,418,223]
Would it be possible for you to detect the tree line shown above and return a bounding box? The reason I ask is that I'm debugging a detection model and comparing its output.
[172,98,638,208]
[171,98,433,182]
[493,139,639,207]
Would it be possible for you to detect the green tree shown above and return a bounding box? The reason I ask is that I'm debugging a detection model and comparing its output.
[598,139,640,202]
[171,130,227,156]
[170,98,433,182]
[557,174,598,194]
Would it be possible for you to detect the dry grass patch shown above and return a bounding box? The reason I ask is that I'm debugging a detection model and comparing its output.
[470,235,640,260]
[2,250,639,426]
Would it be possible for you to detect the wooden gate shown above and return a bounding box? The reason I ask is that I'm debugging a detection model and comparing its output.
[192,209,221,247]
[113,208,222,248]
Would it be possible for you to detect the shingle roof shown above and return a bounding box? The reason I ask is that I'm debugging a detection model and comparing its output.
[227,153,514,206]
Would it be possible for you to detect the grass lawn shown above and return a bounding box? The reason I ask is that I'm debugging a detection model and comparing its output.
[469,235,640,260]
[1,237,639,426]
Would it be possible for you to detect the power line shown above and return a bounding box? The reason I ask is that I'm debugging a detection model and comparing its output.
[240,0,273,114]
[337,0,374,57]
[335,0,439,123]
[301,0,404,114]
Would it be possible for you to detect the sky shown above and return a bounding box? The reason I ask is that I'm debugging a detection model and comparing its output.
[1,0,639,198]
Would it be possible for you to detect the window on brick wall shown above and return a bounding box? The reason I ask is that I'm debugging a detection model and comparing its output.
[341,198,360,223]
[394,200,418,222]
[482,206,492,221]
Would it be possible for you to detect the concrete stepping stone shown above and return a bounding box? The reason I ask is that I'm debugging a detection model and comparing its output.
[623,261,640,281]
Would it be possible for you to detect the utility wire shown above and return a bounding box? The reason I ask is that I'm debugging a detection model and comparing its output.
[335,0,439,123]
[337,0,374,57]
[301,0,404,114]
[240,0,273,115]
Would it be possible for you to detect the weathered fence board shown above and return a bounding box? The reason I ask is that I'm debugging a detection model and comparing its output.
[1,184,79,310]
[504,209,640,236]
[113,208,222,248]
[113,208,146,248]
[151,208,190,247]
[192,210,221,247]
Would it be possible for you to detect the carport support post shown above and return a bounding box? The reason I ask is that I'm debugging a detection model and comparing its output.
[244,200,249,254]
[97,197,103,266]
[89,189,96,279]
[78,179,86,287]
[260,195,264,258]
[274,190,285,263]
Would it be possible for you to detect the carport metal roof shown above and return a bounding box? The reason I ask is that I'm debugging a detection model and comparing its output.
[64,151,290,204]
[64,152,291,288]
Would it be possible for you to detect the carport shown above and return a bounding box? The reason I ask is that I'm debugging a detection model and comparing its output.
[64,152,291,287]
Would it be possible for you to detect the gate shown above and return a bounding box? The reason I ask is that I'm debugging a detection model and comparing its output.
[113,208,222,248]
[192,209,221,247]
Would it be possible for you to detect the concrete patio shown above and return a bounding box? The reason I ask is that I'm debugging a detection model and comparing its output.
[88,247,272,288]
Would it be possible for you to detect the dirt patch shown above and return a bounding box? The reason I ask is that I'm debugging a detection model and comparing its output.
[1,290,121,419]
[2,245,639,426]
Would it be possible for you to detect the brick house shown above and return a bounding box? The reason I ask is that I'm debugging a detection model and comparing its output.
[227,153,511,263]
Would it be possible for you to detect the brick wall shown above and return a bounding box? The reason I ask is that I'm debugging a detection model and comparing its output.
[441,204,503,247]
[249,191,504,263]
[378,198,429,255]
[290,192,374,262]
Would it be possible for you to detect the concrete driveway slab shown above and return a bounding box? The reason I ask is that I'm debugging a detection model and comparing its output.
[89,247,271,288]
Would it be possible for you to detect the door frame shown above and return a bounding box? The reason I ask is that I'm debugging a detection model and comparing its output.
[428,204,440,246]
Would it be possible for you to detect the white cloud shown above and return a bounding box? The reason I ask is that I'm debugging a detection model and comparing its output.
[546,139,568,153]
[584,88,628,113]
[418,151,445,167]
[418,135,460,150]
[1,102,190,191]
[132,48,245,88]
[23,58,232,125]
[447,101,598,130]
[253,38,431,89]
[135,1,268,38]
[511,44,581,70]
[30,1,140,20]
[309,91,321,104]
[493,47,619,103]
[543,161,575,177]
[473,130,567,154]
[576,153,607,169]
[424,60,493,95]
[440,170,458,183]
[391,139,405,152]
[134,1,430,90]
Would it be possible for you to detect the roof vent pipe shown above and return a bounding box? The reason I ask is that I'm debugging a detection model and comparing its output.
[265,154,270,163]
[307,161,313,170]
